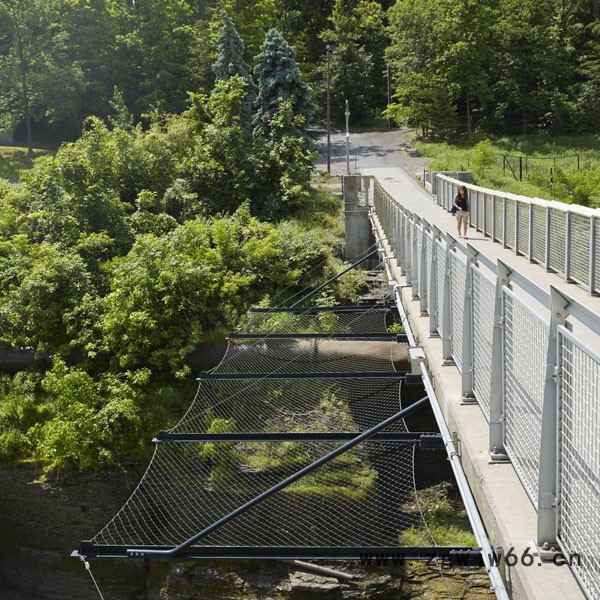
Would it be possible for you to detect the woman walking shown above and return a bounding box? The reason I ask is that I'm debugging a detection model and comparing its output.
[453,186,469,239]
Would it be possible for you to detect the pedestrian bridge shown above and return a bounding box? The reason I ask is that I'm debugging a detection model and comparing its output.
[348,168,600,600]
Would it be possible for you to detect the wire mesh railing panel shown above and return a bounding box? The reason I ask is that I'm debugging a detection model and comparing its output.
[436,240,447,337]
[568,214,590,286]
[548,210,566,276]
[471,268,495,422]
[485,195,493,237]
[449,253,467,372]
[558,327,600,600]
[595,220,600,295]
[531,206,546,265]
[425,231,434,310]
[505,199,516,249]
[393,207,401,257]
[476,191,483,231]
[503,289,549,505]
[494,198,504,243]
[517,203,530,256]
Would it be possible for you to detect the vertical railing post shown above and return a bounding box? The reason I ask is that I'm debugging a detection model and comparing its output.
[420,221,428,315]
[489,260,511,460]
[502,197,508,248]
[492,196,497,242]
[483,193,488,237]
[515,200,520,254]
[412,218,419,299]
[398,209,406,274]
[590,216,597,294]
[461,245,477,401]
[565,212,571,282]
[536,286,568,555]
[441,234,455,365]
[528,204,534,262]
[429,226,441,337]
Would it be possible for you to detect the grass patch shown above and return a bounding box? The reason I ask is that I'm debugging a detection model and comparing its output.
[400,481,477,547]
[414,134,600,207]
[0,146,53,180]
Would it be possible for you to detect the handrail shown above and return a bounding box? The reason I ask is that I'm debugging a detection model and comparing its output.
[433,172,600,294]
[367,172,600,600]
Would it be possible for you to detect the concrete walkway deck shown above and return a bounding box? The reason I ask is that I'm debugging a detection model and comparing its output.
[364,164,593,600]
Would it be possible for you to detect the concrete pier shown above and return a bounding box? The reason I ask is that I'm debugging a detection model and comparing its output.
[343,175,375,263]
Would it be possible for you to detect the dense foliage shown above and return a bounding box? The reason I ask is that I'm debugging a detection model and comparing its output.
[0,15,364,473]
[387,0,600,138]
[0,0,394,155]
[416,135,600,207]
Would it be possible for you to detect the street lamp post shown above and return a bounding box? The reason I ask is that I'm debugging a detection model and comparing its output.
[387,63,392,130]
[326,43,333,174]
[345,99,350,175]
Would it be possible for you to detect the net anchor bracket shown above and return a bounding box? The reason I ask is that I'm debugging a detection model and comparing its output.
[408,346,426,376]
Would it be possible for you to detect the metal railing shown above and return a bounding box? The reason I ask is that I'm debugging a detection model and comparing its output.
[369,176,600,600]
[433,173,600,295]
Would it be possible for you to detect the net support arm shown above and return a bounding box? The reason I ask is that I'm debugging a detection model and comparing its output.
[125,395,430,558]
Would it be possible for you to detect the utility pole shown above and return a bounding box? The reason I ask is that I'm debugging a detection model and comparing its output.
[387,63,392,130]
[326,43,333,174]
[345,99,350,175]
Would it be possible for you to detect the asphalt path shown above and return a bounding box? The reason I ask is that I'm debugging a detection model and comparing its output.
[313,127,429,179]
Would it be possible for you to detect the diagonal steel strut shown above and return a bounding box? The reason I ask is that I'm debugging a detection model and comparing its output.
[290,247,378,308]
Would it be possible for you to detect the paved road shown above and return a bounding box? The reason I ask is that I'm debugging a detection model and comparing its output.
[313,127,429,178]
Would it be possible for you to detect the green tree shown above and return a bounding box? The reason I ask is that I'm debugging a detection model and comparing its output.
[0,243,95,352]
[386,73,458,139]
[219,0,278,59]
[212,10,255,134]
[184,76,253,214]
[491,0,576,133]
[252,100,316,217]
[0,0,84,155]
[321,0,387,122]
[252,28,315,140]
[100,206,297,376]
[107,0,207,117]
[213,10,253,84]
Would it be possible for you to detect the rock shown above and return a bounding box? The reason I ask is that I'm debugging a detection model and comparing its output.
[407,148,420,157]
[289,571,341,593]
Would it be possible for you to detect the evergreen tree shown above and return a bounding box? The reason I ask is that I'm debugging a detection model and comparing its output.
[252,28,315,139]
[212,10,255,134]
[213,11,254,85]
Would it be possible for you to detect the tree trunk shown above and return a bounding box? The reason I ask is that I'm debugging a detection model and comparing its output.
[11,6,34,157]
[197,0,206,19]
[594,0,600,19]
